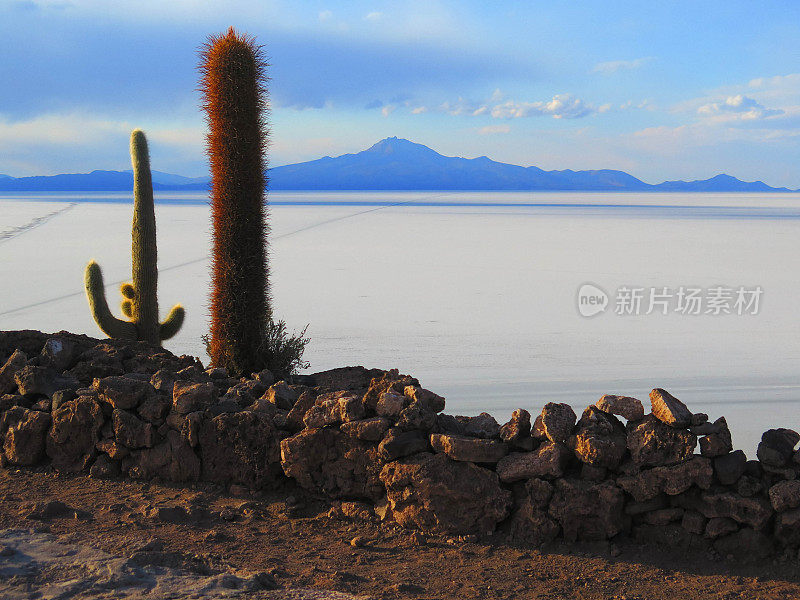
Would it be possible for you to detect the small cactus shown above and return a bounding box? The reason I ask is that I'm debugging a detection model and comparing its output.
[84,129,184,345]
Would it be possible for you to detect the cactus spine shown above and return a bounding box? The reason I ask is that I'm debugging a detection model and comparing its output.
[84,129,184,345]
[200,27,271,375]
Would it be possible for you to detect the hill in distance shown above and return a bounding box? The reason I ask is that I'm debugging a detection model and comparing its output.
[0,137,794,192]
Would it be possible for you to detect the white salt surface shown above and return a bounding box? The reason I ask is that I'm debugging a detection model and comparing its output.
[2,191,800,455]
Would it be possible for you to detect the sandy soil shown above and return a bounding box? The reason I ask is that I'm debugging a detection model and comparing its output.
[1,467,800,599]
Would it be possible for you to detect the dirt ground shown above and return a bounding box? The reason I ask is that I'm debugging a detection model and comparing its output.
[1,468,800,600]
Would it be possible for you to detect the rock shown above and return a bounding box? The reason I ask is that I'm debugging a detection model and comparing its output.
[46,396,104,472]
[252,368,274,387]
[531,415,548,442]
[737,475,764,498]
[499,409,531,447]
[568,406,627,468]
[681,510,707,535]
[172,381,216,414]
[303,391,365,428]
[539,403,576,443]
[96,438,129,460]
[361,369,419,412]
[281,427,384,500]
[263,381,298,410]
[14,366,77,398]
[705,517,739,539]
[459,413,501,439]
[404,386,445,412]
[136,394,171,423]
[89,454,120,478]
[378,428,429,461]
[285,389,317,431]
[340,417,390,442]
[691,413,709,426]
[617,456,713,502]
[700,491,774,529]
[507,498,560,546]
[150,369,176,393]
[714,450,747,486]
[714,528,773,562]
[39,337,80,372]
[125,429,200,482]
[596,394,644,421]
[627,415,696,467]
[625,495,668,515]
[699,417,733,458]
[496,442,572,482]
[690,421,721,436]
[376,390,406,418]
[95,375,155,410]
[429,433,508,463]
[199,411,284,489]
[650,388,693,428]
[580,463,607,481]
[769,480,800,512]
[339,501,377,522]
[757,428,800,467]
[380,453,512,535]
[3,408,51,465]
[395,401,438,432]
[112,409,155,449]
[641,508,684,526]
[0,349,27,394]
[26,500,76,520]
[548,479,626,541]
[774,508,800,547]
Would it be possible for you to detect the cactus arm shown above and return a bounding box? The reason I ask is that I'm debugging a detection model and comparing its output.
[159,304,185,341]
[84,261,137,340]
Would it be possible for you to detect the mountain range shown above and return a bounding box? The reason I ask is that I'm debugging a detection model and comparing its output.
[0,137,794,192]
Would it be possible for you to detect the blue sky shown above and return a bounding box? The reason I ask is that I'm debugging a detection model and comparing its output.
[2,0,800,187]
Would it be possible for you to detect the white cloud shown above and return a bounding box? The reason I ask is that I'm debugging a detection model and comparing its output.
[697,94,784,121]
[318,9,333,21]
[593,57,653,75]
[411,106,428,114]
[381,105,396,117]
[364,11,382,21]
[490,94,594,119]
[477,125,510,135]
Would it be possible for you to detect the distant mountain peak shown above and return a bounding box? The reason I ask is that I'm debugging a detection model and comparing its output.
[364,137,439,158]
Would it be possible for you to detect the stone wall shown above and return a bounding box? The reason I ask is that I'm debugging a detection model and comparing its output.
[1,329,799,560]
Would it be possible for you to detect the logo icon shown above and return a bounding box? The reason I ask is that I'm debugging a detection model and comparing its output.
[577,283,608,317]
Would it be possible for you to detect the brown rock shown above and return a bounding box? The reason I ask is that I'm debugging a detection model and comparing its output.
[499,409,531,447]
[199,411,284,489]
[362,370,419,412]
[596,394,644,421]
[700,491,774,529]
[136,394,170,423]
[627,415,696,467]
[112,409,155,449]
[539,403,576,443]
[714,450,747,486]
[548,479,626,541]
[705,517,738,539]
[46,396,104,472]
[340,417,390,442]
[774,508,800,546]
[769,480,800,512]
[681,510,707,535]
[3,408,51,465]
[14,366,77,398]
[378,428,429,461]
[96,376,154,410]
[89,454,120,478]
[395,400,439,432]
[641,508,684,526]
[285,389,317,432]
[263,381,298,410]
[380,453,512,535]
[96,438,129,460]
[757,428,800,467]
[39,337,80,372]
[714,528,773,562]
[281,427,384,501]
[0,350,27,394]
[569,406,627,468]
[507,498,560,545]
[303,391,364,428]
[699,417,732,458]
[429,433,508,463]
[650,388,693,428]
[403,386,445,413]
[125,429,199,482]
[172,381,216,414]
[496,442,572,482]
[617,456,713,502]
[376,390,406,418]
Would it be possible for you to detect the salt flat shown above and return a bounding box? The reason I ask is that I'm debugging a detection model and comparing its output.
[2,191,800,454]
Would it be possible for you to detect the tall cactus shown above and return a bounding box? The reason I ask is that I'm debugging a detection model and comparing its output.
[199,27,271,375]
[84,129,184,345]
